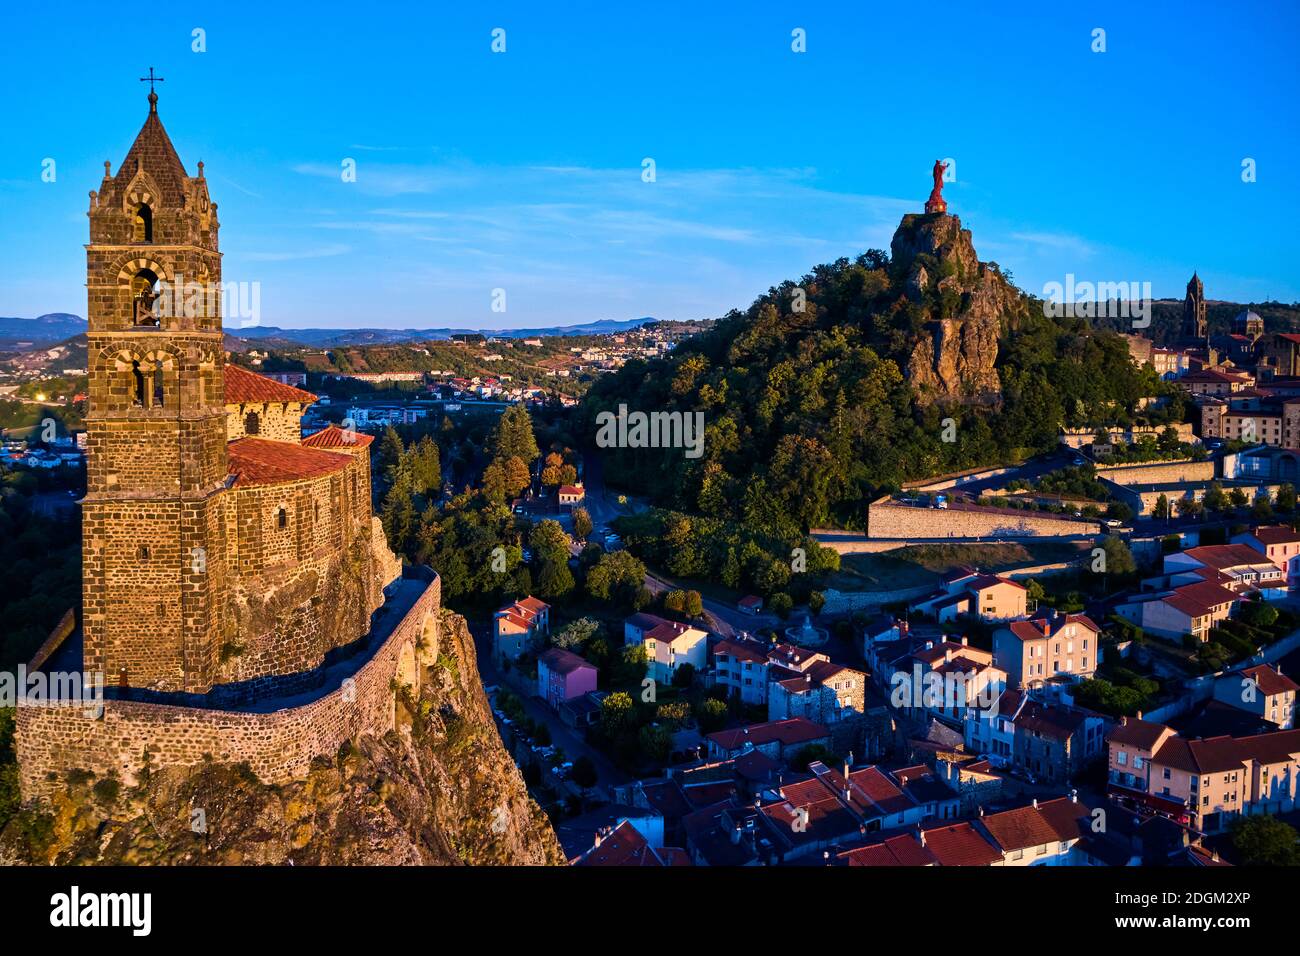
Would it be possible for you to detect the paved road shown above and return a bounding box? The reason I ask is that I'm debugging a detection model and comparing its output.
[467,619,631,797]
[643,569,777,640]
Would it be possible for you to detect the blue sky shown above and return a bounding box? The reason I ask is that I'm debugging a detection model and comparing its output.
[1,0,1297,329]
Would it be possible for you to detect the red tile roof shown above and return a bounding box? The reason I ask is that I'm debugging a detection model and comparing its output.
[1108,716,1172,751]
[1181,543,1278,571]
[577,820,681,866]
[1240,664,1300,697]
[302,424,374,449]
[707,717,829,752]
[840,833,937,867]
[224,364,318,404]
[538,647,595,676]
[980,797,1089,853]
[1247,525,1300,546]
[920,822,1002,866]
[226,437,351,488]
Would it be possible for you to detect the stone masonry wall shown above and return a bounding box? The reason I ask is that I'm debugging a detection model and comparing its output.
[225,401,307,443]
[867,500,1094,540]
[15,574,440,802]
[1093,458,1215,487]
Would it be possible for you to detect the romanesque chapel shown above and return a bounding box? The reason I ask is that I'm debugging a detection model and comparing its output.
[81,89,401,697]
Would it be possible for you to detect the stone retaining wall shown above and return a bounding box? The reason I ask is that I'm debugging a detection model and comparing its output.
[867,499,1093,540]
[1094,458,1215,486]
[15,572,440,802]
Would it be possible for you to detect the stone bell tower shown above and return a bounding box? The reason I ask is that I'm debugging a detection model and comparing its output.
[81,81,230,693]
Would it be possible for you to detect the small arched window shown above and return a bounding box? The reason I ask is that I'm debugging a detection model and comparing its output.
[134,204,153,242]
[276,506,288,530]
[245,411,260,435]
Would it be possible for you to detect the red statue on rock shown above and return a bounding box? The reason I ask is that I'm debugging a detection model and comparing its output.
[925,159,948,214]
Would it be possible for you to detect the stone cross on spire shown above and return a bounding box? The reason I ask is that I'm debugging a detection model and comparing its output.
[139,67,165,111]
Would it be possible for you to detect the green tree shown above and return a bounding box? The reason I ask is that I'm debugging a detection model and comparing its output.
[536,559,575,600]
[1230,814,1300,866]
[769,592,793,618]
[572,507,593,541]
[491,404,540,465]
[586,550,647,604]
[530,520,571,566]
[1101,536,1137,576]
[682,590,704,618]
[638,723,672,763]
[808,590,826,615]
[502,455,531,498]
[377,425,405,480]
[1153,493,1170,520]
[1277,483,1297,512]
[1203,482,1228,513]
[600,691,635,737]
[552,617,601,650]
[409,435,442,497]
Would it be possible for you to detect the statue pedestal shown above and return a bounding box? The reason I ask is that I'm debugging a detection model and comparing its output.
[924,197,947,214]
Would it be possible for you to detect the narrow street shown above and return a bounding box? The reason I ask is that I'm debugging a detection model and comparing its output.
[467,619,632,798]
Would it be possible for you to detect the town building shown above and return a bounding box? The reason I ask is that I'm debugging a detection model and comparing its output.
[492,595,551,663]
[537,647,598,708]
[992,610,1101,689]
[910,567,1029,623]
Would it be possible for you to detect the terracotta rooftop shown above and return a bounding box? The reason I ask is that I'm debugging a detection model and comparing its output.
[1108,716,1172,751]
[1246,525,1300,546]
[919,822,1002,867]
[224,364,318,405]
[538,647,595,676]
[1240,664,1300,697]
[707,717,829,752]
[302,424,373,449]
[980,797,1089,853]
[1181,543,1278,571]
[227,437,351,488]
[840,833,937,867]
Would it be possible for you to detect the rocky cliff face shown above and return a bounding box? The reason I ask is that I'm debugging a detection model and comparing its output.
[0,611,563,866]
[891,213,1011,404]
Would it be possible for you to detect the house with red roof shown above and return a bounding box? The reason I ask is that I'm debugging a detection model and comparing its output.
[1107,719,1300,831]
[910,567,1028,623]
[1232,524,1300,589]
[992,608,1101,689]
[537,646,598,709]
[978,795,1091,866]
[556,483,585,506]
[705,717,830,762]
[1165,543,1287,598]
[634,619,707,685]
[1115,577,1240,642]
[1212,664,1298,729]
[492,595,550,663]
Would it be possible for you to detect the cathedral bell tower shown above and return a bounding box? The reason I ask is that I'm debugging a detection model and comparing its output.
[82,81,229,693]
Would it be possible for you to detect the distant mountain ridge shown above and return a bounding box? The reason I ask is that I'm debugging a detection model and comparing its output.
[0,314,86,349]
[0,314,655,351]
[229,317,656,347]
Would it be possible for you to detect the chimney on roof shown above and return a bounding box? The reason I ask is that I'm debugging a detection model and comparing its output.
[919,829,926,847]
[1071,789,1078,804]
[593,829,604,848]
[1032,798,1039,809]
[925,641,934,651]
[961,636,969,646]
[978,806,984,817]
[1137,710,1144,720]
